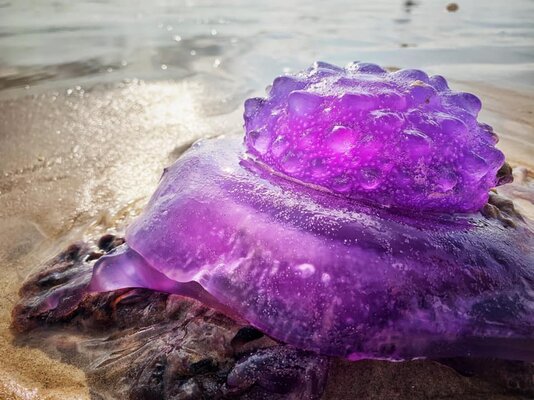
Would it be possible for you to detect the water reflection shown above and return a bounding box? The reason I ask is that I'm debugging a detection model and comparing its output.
[0,0,533,94]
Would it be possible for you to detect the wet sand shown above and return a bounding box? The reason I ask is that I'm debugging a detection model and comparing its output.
[0,80,243,400]
[0,78,533,399]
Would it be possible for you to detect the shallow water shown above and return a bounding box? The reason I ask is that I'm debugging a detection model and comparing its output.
[2,0,534,93]
[0,0,533,399]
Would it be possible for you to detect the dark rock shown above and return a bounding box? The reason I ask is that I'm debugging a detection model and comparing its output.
[225,346,329,400]
[439,358,534,398]
[446,3,459,12]
[11,237,328,400]
[481,191,524,227]
[97,233,125,252]
[231,326,265,347]
[11,235,534,399]
[189,358,219,375]
[496,162,514,186]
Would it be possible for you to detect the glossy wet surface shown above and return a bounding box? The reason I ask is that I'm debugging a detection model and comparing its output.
[1,0,534,93]
[0,0,533,398]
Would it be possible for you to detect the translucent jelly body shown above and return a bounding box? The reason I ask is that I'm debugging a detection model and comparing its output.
[244,62,505,212]
[91,136,534,361]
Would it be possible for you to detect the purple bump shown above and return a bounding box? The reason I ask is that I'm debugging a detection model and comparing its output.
[288,91,323,115]
[328,126,358,153]
[429,74,449,91]
[244,62,506,212]
[393,68,430,83]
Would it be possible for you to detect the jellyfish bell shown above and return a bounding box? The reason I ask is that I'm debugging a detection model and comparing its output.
[89,62,534,361]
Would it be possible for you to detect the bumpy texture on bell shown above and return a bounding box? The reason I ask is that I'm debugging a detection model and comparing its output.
[244,62,505,212]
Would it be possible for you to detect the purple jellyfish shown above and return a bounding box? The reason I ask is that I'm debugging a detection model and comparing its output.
[89,62,534,361]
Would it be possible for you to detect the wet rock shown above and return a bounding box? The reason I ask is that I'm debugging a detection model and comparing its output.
[12,242,94,332]
[97,233,125,252]
[323,358,533,400]
[231,326,265,348]
[12,237,328,400]
[446,3,459,12]
[12,235,534,399]
[495,166,534,219]
[225,347,329,400]
[496,162,514,186]
[481,192,524,227]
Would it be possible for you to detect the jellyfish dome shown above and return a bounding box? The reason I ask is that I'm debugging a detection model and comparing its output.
[90,62,534,361]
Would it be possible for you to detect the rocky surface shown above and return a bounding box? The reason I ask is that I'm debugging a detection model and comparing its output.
[12,236,329,400]
[11,232,534,399]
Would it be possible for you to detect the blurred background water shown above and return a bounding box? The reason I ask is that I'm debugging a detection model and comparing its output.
[1,0,533,94]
